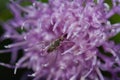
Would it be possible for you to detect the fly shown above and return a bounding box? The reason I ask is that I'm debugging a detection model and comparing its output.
[47,33,67,53]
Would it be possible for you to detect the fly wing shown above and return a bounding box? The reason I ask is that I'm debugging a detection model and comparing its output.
[45,50,58,66]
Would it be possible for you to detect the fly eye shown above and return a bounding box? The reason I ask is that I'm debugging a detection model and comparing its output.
[59,33,68,41]
[63,33,68,38]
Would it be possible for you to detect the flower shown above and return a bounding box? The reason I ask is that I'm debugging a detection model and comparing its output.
[1,0,120,80]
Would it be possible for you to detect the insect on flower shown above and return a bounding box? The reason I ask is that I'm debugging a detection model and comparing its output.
[47,33,68,53]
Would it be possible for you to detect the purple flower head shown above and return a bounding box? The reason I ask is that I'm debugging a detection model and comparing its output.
[1,0,120,80]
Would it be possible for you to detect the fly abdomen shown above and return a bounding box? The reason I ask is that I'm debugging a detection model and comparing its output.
[47,33,67,53]
[47,39,61,53]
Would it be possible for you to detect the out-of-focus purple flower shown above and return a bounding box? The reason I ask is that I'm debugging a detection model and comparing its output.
[1,0,120,80]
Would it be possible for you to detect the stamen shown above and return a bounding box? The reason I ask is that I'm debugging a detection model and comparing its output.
[67,31,72,39]
[96,67,104,80]
[82,67,93,79]
[0,49,11,53]
[21,20,36,30]
[42,63,49,67]
[61,46,76,55]
[0,62,14,68]
[4,41,27,48]
[63,21,69,33]
[53,19,61,31]
[70,75,76,80]
[4,34,23,39]
[28,73,36,77]
[9,0,30,13]
[85,52,96,61]
[47,73,52,80]
[25,42,45,52]
[14,63,18,74]
[67,22,77,39]
[21,21,26,30]
[14,55,30,74]
[50,15,54,25]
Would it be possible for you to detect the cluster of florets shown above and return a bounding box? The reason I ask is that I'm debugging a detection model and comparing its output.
[0,0,120,80]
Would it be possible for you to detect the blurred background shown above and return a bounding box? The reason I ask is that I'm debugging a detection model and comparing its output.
[0,0,33,80]
[0,0,47,80]
[0,0,120,80]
